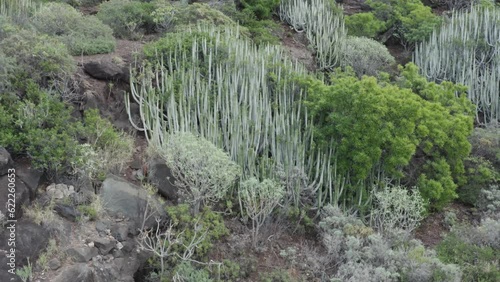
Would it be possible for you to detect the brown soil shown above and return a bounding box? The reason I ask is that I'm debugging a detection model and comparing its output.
[279,23,316,72]
[415,202,479,248]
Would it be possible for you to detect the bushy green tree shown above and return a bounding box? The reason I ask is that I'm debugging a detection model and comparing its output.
[345,12,385,38]
[301,63,474,208]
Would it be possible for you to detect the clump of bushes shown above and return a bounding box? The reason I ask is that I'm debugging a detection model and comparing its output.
[361,0,442,46]
[469,125,500,169]
[0,29,75,88]
[345,12,386,38]
[342,36,395,77]
[33,2,115,55]
[319,205,462,281]
[302,64,474,208]
[437,219,500,281]
[457,157,498,206]
[97,0,155,40]
[0,82,81,172]
[72,109,135,185]
[213,0,281,45]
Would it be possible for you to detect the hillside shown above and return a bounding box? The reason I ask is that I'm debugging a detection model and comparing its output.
[0,0,499,281]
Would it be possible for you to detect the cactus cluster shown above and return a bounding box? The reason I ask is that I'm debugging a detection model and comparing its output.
[126,26,345,208]
[279,0,347,70]
[414,5,500,124]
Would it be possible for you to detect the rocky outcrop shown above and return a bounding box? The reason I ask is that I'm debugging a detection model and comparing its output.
[84,60,128,82]
[100,175,166,230]
[147,158,181,204]
[0,219,49,282]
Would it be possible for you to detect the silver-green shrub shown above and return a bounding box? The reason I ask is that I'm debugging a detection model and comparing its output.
[239,177,285,247]
[479,184,500,218]
[370,185,427,236]
[33,2,115,55]
[319,205,462,281]
[342,36,395,77]
[413,5,500,123]
[156,132,241,214]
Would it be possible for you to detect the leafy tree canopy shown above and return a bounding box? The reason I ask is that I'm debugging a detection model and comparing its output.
[301,63,474,208]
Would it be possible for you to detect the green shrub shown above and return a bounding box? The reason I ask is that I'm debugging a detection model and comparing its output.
[342,36,395,77]
[97,0,155,39]
[77,204,98,220]
[0,50,17,93]
[469,125,500,169]
[33,2,115,55]
[302,64,474,208]
[171,2,238,30]
[72,109,134,182]
[212,0,279,45]
[171,261,213,282]
[240,0,279,20]
[0,29,75,87]
[437,232,500,281]
[366,0,441,45]
[165,204,228,260]
[345,12,385,38]
[0,81,81,172]
[457,157,499,206]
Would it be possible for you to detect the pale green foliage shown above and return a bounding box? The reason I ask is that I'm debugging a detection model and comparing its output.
[479,185,500,217]
[170,2,238,31]
[239,177,285,247]
[172,261,213,282]
[0,0,40,23]
[158,132,241,214]
[16,258,33,282]
[279,0,346,70]
[370,185,427,236]
[0,29,75,87]
[342,36,395,77]
[33,2,115,55]
[97,0,155,39]
[72,109,134,183]
[319,205,462,282]
[414,5,500,123]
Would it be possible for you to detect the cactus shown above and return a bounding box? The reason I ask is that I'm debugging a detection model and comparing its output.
[414,5,500,124]
[279,0,347,70]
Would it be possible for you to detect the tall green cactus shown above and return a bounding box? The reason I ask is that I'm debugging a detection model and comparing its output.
[414,5,500,124]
